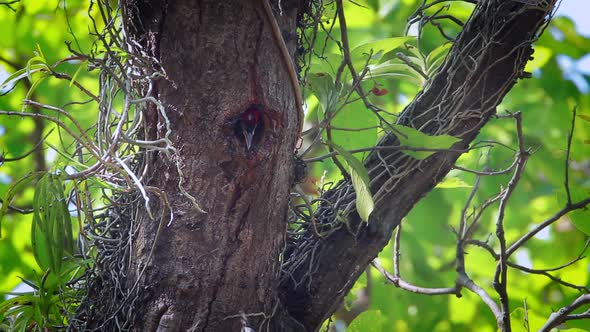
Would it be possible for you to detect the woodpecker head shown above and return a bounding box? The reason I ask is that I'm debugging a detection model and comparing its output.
[239,105,264,151]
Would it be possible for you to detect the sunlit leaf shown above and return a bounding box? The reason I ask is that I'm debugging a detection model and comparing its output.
[0,64,47,91]
[31,175,53,271]
[347,310,384,332]
[25,48,48,83]
[364,61,424,85]
[524,46,553,72]
[436,176,472,189]
[425,43,452,68]
[31,173,74,274]
[69,61,86,87]
[22,76,47,112]
[391,124,461,160]
[351,37,414,69]
[308,53,342,78]
[307,72,339,114]
[329,98,379,152]
[328,142,374,222]
[0,295,36,316]
[0,172,44,238]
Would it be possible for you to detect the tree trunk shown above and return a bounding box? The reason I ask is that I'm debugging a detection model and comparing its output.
[123,0,301,330]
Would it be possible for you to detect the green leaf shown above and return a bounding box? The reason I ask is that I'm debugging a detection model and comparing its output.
[366,61,417,75]
[425,43,452,68]
[54,176,74,257]
[320,1,336,20]
[426,43,452,76]
[0,64,47,91]
[0,172,44,238]
[578,114,590,123]
[22,76,47,112]
[328,142,374,222]
[364,61,424,85]
[351,37,414,72]
[436,176,472,189]
[365,72,422,85]
[351,37,414,63]
[32,175,53,271]
[69,61,85,87]
[45,142,88,168]
[308,53,342,79]
[0,295,36,316]
[347,310,384,332]
[34,44,47,61]
[391,124,461,160]
[329,98,379,152]
[25,56,48,83]
[524,46,553,72]
[31,173,74,274]
[307,72,339,114]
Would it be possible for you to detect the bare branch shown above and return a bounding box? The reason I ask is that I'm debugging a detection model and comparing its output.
[539,294,590,332]
[506,197,590,256]
[456,273,503,322]
[492,112,529,332]
[0,198,33,214]
[0,0,19,12]
[372,260,458,295]
[564,106,577,205]
[1,128,53,163]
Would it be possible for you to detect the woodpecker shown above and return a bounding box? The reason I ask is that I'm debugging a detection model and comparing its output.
[239,105,264,151]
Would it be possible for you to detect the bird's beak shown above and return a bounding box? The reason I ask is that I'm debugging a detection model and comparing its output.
[242,124,257,151]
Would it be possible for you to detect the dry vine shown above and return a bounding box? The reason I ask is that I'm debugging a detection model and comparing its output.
[66,1,204,329]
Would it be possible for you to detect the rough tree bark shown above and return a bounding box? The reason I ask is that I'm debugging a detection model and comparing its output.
[123,0,301,330]
[117,0,557,331]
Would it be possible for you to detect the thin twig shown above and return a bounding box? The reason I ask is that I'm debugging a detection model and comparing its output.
[506,197,590,256]
[372,260,458,295]
[0,0,19,12]
[1,128,53,162]
[493,112,529,332]
[303,144,482,163]
[564,106,576,206]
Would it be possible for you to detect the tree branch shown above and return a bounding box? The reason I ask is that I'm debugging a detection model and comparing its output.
[539,294,590,332]
[279,1,558,329]
[492,112,529,332]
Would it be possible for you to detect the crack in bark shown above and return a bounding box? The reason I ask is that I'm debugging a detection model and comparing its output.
[201,205,251,330]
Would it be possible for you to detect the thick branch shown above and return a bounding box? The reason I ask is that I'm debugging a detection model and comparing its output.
[280,1,557,329]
